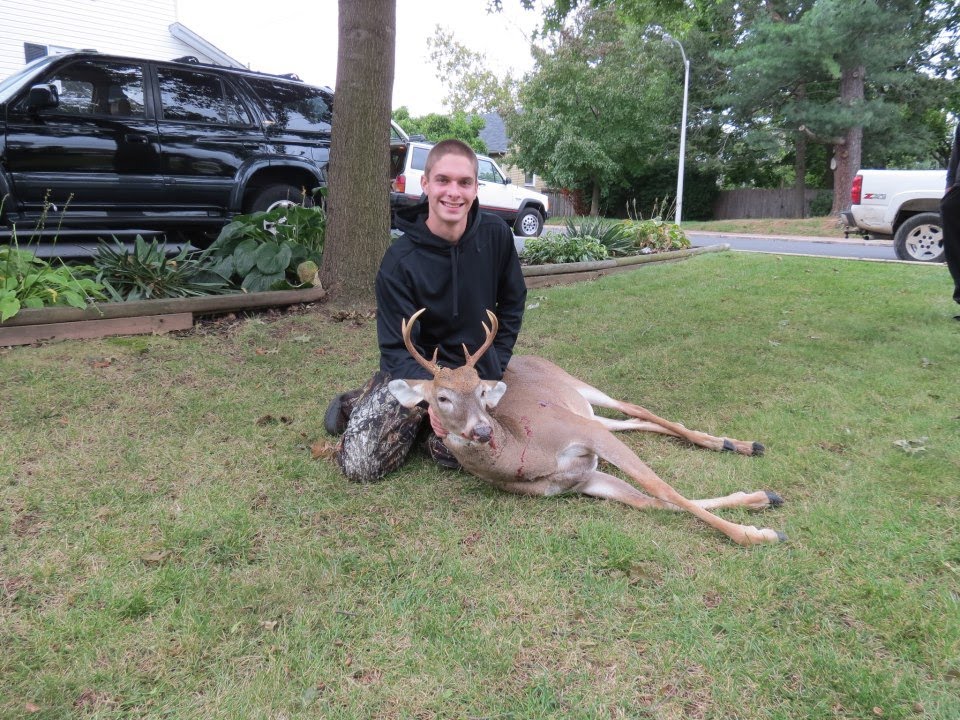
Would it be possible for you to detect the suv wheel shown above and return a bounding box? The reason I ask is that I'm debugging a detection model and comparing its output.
[514,207,544,237]
[249,183,313,213]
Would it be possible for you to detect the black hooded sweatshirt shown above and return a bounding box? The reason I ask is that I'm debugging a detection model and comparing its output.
[376,199,527,381]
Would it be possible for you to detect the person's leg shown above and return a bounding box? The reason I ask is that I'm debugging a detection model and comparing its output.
[939,189,960,309]
[335,372,426,482]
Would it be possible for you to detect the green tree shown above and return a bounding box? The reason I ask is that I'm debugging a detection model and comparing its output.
[506,6,674,216]
[391,107,488,152]
[426,26,517,114]
[720,0,960,213]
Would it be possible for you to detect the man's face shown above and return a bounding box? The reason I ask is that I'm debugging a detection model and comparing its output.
[421,153,478,233]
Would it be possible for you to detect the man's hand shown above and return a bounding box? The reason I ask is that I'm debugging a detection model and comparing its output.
[428,405,448,437]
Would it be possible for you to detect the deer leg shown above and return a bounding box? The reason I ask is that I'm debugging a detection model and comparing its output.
[574,384,763,457]
[575,472,783,512]
[578,438,786,545]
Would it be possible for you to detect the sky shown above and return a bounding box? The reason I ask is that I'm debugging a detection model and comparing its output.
[174,0,542,116]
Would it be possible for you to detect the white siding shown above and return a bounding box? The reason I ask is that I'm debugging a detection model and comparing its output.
[0,0,229,79]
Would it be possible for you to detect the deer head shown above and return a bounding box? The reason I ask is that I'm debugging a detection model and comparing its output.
[387,308,507,443]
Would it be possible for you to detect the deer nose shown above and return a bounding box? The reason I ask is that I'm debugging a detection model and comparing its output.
[472,424,493,443]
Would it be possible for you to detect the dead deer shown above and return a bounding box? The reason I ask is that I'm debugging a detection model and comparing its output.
[387,309,786,546]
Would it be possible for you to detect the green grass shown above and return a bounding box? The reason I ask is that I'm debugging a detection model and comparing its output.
[2,253,958,719]
[548,215,846,238]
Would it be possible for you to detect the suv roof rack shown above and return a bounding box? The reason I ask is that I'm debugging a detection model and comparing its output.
[170,54,305,83]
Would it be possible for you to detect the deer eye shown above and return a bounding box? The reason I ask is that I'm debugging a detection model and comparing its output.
[436,393,452,405]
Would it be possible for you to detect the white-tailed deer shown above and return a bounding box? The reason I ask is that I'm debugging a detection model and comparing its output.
[388,309,786,546]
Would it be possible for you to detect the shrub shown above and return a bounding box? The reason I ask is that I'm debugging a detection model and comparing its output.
[94,235,231,301]
[205,204,326,292]
[563,217,633,257]
[0,246,105,321]
[520,232,609,265]
[615,199,691,253]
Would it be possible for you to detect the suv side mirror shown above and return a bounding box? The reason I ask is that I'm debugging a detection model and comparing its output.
[505,177,512,185]
[26,84,59,111]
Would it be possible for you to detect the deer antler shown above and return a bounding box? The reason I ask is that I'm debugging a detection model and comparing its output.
[463,309,499,368]
[401,308,441,375]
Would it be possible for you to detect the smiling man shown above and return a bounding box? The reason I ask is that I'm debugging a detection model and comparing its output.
[325,139,527,482]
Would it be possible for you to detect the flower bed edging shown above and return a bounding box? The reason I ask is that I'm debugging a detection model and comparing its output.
[0,285,327,346]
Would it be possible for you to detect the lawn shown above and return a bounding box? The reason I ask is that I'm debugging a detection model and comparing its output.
[1,252,958,719]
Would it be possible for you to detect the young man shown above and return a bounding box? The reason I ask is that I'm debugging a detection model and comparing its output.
[940,123,960,320]
[326,139,527,482]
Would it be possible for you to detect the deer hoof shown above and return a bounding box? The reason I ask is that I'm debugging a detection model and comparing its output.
[764,490,784,507]
[752,441,765,456]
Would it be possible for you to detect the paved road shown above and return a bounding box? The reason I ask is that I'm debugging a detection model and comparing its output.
[686,231,898,261]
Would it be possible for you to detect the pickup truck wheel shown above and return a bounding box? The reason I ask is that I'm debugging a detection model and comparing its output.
[248,183,313,213]
[893,212,945,262]
[514,207,544,237]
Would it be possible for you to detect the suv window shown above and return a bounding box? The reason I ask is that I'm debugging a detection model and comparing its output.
[16,59,145,117]
[158,67,251,125]
[244,77,331,132]
[478,158,504,184]
[410,146,430,172]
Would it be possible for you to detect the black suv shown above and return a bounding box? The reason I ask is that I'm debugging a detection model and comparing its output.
[0,51,402,242]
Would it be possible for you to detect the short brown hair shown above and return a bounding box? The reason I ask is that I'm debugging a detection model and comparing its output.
[424,139,479,178]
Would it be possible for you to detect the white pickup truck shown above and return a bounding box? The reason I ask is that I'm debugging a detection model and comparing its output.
[842,169,946,262]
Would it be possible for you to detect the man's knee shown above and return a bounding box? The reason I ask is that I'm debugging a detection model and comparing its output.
[335,376,426,482]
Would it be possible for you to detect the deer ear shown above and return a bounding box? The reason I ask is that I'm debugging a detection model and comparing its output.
[388,379,426,408]
[483,381,508,408]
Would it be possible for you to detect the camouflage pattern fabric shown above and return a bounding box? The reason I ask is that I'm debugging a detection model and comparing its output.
[335,372,427,483]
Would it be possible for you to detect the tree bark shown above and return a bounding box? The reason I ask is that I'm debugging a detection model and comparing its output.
[831,64,864,215]
[794,130,807,218]
[590,179,600,217]
[319,0,396,309]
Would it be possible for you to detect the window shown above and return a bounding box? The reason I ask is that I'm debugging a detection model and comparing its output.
[158,68,251,125]
[478,159,503,184]
[22,59,145,117]
[524,172,535,187]
[410,146,430,171]
[245,77,332,132]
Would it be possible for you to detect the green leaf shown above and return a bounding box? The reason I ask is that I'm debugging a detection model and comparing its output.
[241,269,285,293]
[233,239,261,276]
[0,294,21,322]
[254,242,292,275]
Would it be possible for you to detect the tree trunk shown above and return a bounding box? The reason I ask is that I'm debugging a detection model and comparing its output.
[831,64,864,215]
[319,0,396,309]
[794,130,807,218]
[590,180,600,217]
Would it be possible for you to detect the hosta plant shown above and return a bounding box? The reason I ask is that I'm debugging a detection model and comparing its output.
[204,204,326,292]
[0,246,105,321]
[520,233,609,265]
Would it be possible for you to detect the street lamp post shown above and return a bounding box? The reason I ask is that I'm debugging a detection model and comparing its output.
[663,33,689,225]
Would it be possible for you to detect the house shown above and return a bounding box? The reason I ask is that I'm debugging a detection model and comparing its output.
[0,0,243,80]
[477,112,548,192]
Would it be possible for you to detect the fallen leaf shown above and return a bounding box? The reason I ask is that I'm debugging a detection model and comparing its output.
[260,620,278,631]
[310,441,337,460]
[893,438,928,454]
[25,703,40,713]
[140,550,170,565]
[90,359,113,369]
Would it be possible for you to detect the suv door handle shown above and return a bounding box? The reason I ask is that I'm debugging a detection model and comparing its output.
[124,134,150,144]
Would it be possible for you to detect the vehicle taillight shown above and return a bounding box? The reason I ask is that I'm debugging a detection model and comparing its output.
[851,174,862,205]
[394,174,406,193]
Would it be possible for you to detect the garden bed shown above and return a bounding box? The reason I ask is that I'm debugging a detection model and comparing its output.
[0,245,727,346]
